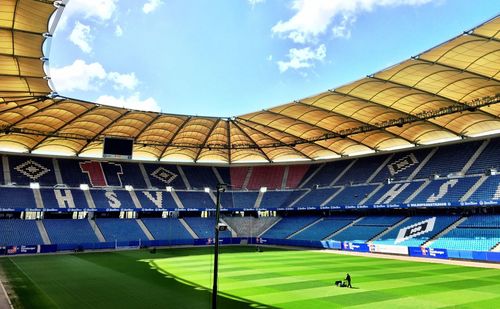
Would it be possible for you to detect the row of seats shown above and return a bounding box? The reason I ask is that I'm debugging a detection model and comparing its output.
[3,137,500,190]
[1,173,499,210]
[1,214,498,251]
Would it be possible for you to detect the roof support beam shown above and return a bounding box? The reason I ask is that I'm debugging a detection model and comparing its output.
[230,119,272,162]
[226,119,232,164]
[235,119,314,160]
[158,116,191,160]
[194,119,220,162]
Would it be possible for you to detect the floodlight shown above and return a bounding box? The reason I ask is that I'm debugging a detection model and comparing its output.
[80,184,90,191]
[260,187,267,193]
[166,186,173,192]
[30,182,40,189]
[125,185,134,191]
[204,187,211,193]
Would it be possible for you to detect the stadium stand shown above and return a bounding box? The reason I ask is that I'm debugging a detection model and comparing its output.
[183,217,232,238]
[301,160,352,188]
[414,141,481,179]
[292,188,340,208]
[90,189,136,209]
[0,187,37,209]
[95,219,148,242]
[43,219,98,244]
[175,191,215,208]
[246,166,286,190]
[291,216,356,240]
[0,219,43,246]
[261,216,320,239]
[467,139,500,175]
[373,215,460,247]
[9,156,57,186]
[410,177,480,204]
[141,218,193,240]
[135,190,178,209]
[142,163,186,189]
[220,191,259,209]
[335,155,387,185]
[370,149,432,182]
[286,165,310,189]
[325,185,378,206]
[260,190,307,208]
[364,181,424,205]
[467,175,500,202]
[182,166,220,189]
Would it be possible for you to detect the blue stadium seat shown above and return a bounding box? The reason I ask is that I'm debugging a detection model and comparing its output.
[0,219,43,245]
[43,219,98,244]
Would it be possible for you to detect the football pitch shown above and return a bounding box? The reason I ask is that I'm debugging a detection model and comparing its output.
[1,246,500,308]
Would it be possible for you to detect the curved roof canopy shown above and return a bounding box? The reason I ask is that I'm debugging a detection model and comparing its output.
[0,0,499,164]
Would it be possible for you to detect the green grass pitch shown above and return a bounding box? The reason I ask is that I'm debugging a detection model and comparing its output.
[1,246,500,308]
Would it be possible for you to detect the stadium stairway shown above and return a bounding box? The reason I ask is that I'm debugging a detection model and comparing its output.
[330,160,356,186]
[179,219,198,239]
[286,217,323,239]
[367,217,410,243]
[170,190,184,208]
[88,218,106,242]
[324,217,364,240]
[254,190,264,208]
[257,217,282,237]
[404,180,430,203]
[460,175,488,202]
[287,189,310,208]
[492,242,500,252]
[136,219,154,240]
[421,217,467,248]
[461,140,489,175]
[407,148,437,181]
[36,221,51,244]
[219,218,237,237]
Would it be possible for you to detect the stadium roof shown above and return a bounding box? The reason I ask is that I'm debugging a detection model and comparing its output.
[0,0,499,164]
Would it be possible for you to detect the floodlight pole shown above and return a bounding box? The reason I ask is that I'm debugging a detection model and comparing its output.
[212,183,226,309]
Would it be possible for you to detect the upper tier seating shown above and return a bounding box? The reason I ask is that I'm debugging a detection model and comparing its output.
[40,189,88,209]
[90,189,136,209]
[182,166,220,189]
[335,155,387,185]
[175,191,215,208]
[247,166,286,190]
[286,165,310,189]
[135,190,178,209]
[260,190,306,208]
[9,156,56,186]
[415,141,481,179]
[364,181,424,205]
[293,188,340,208]
[370,149,431,182]
[467,139,500,175]
[142,163,186,189]
[301,161,351,188]
[220,191,258,209]
[410,177,479,204]
[326,185,378,206]
[467,175,500,202]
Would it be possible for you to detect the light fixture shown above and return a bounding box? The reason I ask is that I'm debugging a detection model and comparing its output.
[125,185,134,191]
[204,187,211,193]
[30,182,40,189]
[166,186,173,192]
[80,184,90,191]
[260,187,267,193]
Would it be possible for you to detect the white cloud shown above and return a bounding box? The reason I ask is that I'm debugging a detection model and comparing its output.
[69,21,93,53]
[143,0,163,14]
[248,0,266,7]
[108,72,139,90]
[51,60,106,92]
[96,93,161,112]
[58,0,118,29]
[50,60,139,92]
[277,44,326,72]
[115,25,123,37]
[272,0,434,43]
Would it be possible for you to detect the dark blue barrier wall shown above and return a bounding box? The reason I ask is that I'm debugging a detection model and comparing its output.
[408,247,448,259]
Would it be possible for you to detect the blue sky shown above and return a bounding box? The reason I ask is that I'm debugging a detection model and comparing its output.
[48,0,498,117]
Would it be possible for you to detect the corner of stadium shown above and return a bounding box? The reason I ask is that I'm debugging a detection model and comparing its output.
[0,1,499,308]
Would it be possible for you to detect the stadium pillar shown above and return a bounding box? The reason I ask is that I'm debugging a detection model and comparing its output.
[212,183,226,309]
